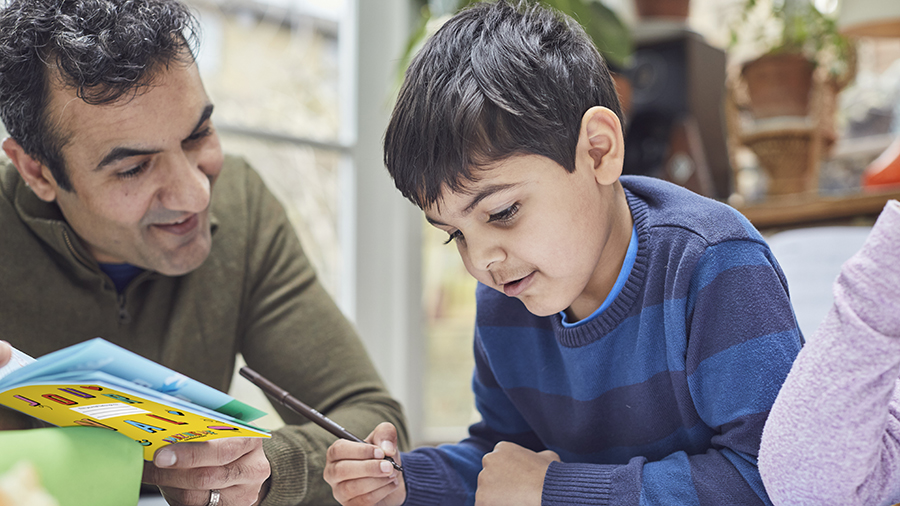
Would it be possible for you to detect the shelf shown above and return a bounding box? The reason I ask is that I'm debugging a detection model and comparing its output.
[734,187,900,231]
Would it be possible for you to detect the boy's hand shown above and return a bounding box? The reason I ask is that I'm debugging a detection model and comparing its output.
[324,422,405,506]
[475,441,560,506]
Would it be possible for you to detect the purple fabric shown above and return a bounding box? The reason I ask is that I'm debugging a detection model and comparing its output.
[759,200,900,506]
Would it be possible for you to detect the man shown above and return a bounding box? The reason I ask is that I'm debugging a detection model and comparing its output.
[0,1,408,505]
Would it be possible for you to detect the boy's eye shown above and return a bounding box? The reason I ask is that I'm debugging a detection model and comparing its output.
[443,230,464,245]
[487,203,519,224]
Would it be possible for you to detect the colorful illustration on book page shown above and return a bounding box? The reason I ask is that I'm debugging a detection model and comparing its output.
[0,384,270,460]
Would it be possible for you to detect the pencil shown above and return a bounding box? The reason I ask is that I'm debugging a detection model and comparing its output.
[239,366,403,472]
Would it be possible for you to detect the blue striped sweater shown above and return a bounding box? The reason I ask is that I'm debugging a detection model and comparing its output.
[401,176,803,505]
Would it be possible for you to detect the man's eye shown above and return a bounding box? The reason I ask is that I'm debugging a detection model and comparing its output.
[116,161,148,179]
[443,230,464,245]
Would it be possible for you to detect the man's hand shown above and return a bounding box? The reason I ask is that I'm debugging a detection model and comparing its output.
[0,340,40,431]
[0,340,10,367]
[323,422,405,506]
[142,437,270,506]
[474,441,560,506]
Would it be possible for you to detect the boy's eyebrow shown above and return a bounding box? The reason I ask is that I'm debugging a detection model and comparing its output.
[425,183,519,227]
[463,183,518,214]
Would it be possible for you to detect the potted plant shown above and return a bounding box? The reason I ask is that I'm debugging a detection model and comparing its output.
[727,0,856,196]
[634,0,690,21]
[730,0,854,120]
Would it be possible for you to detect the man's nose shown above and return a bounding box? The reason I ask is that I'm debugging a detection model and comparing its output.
[157,153,211,213]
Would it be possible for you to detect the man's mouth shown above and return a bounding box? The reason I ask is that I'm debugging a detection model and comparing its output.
[152,214,199,235]
[502,271,535,297]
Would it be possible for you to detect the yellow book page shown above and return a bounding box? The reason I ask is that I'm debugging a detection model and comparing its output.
[0,384,269,460]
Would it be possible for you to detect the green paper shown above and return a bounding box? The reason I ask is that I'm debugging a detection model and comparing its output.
[0,426,142,506]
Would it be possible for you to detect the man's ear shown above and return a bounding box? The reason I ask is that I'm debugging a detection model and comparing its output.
[2,137,59,202]
[575,106,625,186]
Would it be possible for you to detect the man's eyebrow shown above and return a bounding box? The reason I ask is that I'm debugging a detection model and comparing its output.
[95,147,162,171]
[190,104,214,136]
[94,104,214,171]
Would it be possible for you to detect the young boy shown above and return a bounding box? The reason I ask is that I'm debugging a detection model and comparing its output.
[324,1,802,505]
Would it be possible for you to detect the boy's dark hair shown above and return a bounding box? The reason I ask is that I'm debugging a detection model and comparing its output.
[0,0,199,191]
[384,0,623,209]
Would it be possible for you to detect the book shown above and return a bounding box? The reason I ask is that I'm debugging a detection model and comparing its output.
[0,338,270,461]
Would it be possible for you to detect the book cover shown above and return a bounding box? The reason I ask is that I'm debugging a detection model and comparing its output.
[0,338,270,461]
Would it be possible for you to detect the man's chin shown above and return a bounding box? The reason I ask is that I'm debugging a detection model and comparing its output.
[149,244,212,276]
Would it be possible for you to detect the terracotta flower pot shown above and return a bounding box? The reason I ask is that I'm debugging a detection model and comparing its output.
[635,0,690,20]
[741,52,815,119]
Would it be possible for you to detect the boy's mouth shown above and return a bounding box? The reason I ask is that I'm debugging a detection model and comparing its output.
[502,272,535,297]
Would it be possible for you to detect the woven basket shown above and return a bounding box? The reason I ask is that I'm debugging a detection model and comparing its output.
[742,128,833,196]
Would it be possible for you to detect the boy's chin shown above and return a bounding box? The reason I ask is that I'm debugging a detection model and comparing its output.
[506,292,567,318]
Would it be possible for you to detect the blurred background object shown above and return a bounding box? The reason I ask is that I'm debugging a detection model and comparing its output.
[838,0,900,190]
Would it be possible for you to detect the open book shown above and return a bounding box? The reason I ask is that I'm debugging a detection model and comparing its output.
[0,338,270,460]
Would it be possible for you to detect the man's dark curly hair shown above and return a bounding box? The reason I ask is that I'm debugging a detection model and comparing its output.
[0,0,199,191]
[384,0,623,210]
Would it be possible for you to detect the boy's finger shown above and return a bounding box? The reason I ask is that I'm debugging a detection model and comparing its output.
[368,422,399,454]
[327,438,388,464]
[336,476,399,505]
[326,454,398,484]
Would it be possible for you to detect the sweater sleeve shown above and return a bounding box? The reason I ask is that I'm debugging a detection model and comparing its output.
[759,200,900,506]
[234,166,409,506]
[400,327,543,506]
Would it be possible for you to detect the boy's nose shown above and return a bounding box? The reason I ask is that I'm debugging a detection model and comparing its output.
[467,235,505,272]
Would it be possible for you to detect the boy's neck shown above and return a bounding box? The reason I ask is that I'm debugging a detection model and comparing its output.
[565,183,633,322]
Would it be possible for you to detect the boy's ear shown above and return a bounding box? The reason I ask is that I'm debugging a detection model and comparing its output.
[2,137,60,202]
[575,106,625,186]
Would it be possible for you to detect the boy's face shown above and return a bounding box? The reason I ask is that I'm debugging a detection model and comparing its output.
[425,154,633,320]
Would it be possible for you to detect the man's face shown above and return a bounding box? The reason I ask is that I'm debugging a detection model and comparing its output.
[424,154,632,321]
[44,61,224,276]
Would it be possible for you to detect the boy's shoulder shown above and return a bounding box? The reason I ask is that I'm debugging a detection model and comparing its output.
[620,175,762,246]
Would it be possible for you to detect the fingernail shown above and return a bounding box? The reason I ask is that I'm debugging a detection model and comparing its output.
[380,441,395,455]
[155,449,176,467]
[373,447,385,459]
[380,460,393,474]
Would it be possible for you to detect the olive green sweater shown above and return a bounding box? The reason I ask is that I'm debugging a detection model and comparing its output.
[0,155,408,506]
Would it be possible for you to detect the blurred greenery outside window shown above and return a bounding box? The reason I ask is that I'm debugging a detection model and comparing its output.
[189,0,348,431]
[190,1,345,301]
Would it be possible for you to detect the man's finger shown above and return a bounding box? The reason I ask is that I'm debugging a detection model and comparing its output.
[152,437,261,469]
[0,341,12,367]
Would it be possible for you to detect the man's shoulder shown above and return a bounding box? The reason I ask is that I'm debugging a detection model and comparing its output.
[213,154,262,198]
[0,158,20,206]
[210,154,277,220]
